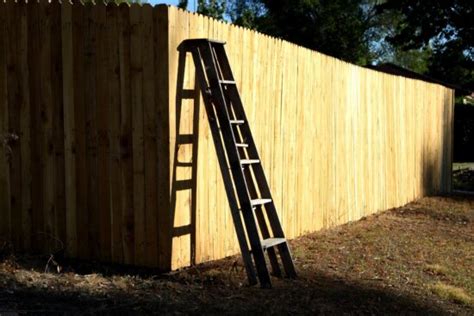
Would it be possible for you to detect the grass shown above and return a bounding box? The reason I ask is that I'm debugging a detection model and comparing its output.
[1,195,473,315]
[430,282,473,306]
[424,264,450,276]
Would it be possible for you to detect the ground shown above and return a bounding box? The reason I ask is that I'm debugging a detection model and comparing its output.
[1,195,473,315]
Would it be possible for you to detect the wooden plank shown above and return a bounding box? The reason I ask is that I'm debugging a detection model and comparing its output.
[61,1,77,257]
[39,1,56,251]
[130,3,146,266]
[95,3,111,262]
[106,4,123,263]
[73,3,89,259]
[18,2,32,250]
[154,4,171,271]
[27,1,43,252]
[84,3,99,259]
[50,1,66,251]
[0,3,11,243]
[6,2,22,249]
[142,4,158,267]
[169,6,190,270]
[118,3,134,265]
[191,12,207,264]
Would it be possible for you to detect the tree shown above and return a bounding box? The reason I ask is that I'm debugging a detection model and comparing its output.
[178,0,189,9]
[253,0,375,64]
[377,0,474,89]
[179,0,227,20]
[197,0,227,20]
[225,0,266,29]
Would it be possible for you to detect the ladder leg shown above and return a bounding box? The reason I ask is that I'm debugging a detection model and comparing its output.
[241,210,272,288]
[254,207,282,277]
[216,46,297,279]
[200,43,273,288]
[189,47,258,285]
[277,243,297,278]
[242,167,282,277]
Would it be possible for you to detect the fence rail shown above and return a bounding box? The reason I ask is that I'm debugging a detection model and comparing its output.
[0,2,453,270]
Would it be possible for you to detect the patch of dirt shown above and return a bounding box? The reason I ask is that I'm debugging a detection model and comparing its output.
[1,195,473,315]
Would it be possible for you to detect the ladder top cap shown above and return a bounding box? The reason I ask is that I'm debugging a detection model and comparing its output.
[180,38,226,49]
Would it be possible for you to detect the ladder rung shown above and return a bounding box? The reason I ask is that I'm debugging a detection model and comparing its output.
[176,134,194,144]
[230,119,245,125]
[240,159,260,165]
[219,80,236,85]
[174,179,193,191]
[260,238,287,251]
[176,161,193,167]
[236,143,249,148]
[180,89,196,99]
[251,198,272,207]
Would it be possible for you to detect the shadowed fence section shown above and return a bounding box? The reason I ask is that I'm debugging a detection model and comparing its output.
[0,3,454,271]
[0,2,171,268]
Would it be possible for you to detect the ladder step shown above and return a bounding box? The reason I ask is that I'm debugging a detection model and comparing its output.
[230,119,245,125]
[180,89,196,99]
[174,179,193,191]
[236,143,249,148]
[240,159,260,165]
[219,80,236,85]
[176,134,194,144]
[251,198,272,207]
[260,238,287,251]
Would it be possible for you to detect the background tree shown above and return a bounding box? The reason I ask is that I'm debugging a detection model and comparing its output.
[225,0,265,29]
[377,0,473,89]
[179,0,227,20]
[255,0,374,64]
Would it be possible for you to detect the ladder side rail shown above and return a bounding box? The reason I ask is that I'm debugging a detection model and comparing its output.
[213,45,283,235]
[198,42,272,287]
[214,45,297,278]
[188,46,258,285]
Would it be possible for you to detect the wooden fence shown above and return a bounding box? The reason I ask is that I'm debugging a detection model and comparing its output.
[0,3,454,270]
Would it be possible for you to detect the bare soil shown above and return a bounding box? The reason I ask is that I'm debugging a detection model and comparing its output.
[1,195,473,315]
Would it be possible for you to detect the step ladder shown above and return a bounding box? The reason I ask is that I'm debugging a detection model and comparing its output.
[179,39,296,288]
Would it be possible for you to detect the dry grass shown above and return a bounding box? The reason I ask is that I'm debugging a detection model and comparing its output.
[425,264,450,276]
[430,282,473,306]
[0,195,473,315]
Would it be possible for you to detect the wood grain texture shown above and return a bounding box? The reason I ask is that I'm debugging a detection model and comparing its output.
[0,3,454,271]
[0,2,11,243]
[166,6,455,269]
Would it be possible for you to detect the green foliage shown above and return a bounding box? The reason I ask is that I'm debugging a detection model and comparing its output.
[196,0,227,20]
[178,0,188,9]
[377,0,473,90]
[226,0,266,29]
[234,0,374,64]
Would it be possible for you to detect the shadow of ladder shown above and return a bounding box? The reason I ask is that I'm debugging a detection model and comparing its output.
[170,49,200,267]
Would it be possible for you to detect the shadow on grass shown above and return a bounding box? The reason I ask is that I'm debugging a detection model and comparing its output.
[0,264,454,315]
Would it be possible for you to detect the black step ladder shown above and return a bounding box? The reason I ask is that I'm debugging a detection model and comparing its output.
[179,39,296,288]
